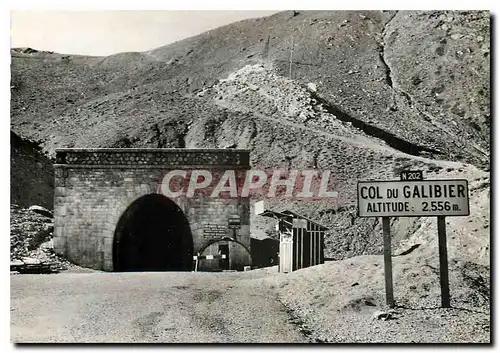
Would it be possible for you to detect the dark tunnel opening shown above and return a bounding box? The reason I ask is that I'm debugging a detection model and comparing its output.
[113,194,193,272]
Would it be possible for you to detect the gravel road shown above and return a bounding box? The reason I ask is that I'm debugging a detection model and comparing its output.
[10,271,307,343]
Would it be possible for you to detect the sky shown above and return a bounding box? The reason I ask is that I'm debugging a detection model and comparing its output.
[10,10,279,56]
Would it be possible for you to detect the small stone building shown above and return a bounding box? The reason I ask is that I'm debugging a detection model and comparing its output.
[53,148,251,272]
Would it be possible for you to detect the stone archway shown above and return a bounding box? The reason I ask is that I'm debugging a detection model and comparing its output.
[196,236,252,271]
[198,236,252,259]
[113,194,193,271]
[53,148,251,271]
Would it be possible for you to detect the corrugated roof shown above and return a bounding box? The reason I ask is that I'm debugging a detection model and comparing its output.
[250,229,275,241]
[255,206,329,230]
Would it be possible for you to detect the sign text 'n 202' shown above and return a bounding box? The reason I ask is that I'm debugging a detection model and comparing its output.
[357,179,470,217]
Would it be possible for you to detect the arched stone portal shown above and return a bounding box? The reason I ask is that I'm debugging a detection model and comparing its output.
[113,194,193,272]
[52,148,251,271]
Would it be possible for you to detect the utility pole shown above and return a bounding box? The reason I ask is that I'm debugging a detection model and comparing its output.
[263,35,270,61]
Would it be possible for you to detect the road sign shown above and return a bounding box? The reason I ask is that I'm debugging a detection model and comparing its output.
[228,215,241,229]
[357,178,468,309]
[400,170,423,181]
[357,179,469,217]
[203,224,227,238]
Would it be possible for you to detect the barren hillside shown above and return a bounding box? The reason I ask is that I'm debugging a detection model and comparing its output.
[11,11,489,164]
[10,10,490,265]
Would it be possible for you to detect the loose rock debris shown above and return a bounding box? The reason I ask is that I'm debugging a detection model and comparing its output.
[372,309,399,321]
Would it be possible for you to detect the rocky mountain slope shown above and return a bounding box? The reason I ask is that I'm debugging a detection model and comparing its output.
[11,11,489,165]
[10,131,54,209]
[10,11,490,270]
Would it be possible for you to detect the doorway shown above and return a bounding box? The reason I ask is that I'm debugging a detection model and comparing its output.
[218,244,230,270]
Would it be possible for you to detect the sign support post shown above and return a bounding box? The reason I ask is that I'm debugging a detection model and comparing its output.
[194,253,199,272]
[382,216,395,308]
[437,215,450,308]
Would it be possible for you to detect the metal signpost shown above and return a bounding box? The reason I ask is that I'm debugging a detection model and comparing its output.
[357,174,470,308]
[228,215,241,239]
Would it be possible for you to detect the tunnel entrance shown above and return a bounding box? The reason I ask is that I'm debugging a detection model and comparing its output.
[113,194,193,272]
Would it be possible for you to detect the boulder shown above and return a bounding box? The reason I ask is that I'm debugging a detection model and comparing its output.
[307,82,317,92]
[28,205,53,218]
[21,257,41,265]
[10,259,24,267]
[372,309,398,321]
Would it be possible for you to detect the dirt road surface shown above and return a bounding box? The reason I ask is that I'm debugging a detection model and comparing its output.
[11,271,307,343]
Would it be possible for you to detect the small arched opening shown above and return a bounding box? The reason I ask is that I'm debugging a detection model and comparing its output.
[196,236,252,271]
[113,194,193,271]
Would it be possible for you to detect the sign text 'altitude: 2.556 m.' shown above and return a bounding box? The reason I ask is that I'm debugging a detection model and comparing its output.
[357,179,470,217]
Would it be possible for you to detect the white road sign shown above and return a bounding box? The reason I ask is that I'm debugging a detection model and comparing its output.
[357,179,469,217]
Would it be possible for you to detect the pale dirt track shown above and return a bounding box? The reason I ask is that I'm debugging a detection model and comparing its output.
[10,271,307,343]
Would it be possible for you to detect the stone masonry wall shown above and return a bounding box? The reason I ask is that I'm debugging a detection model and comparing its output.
[53,148,250,271]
